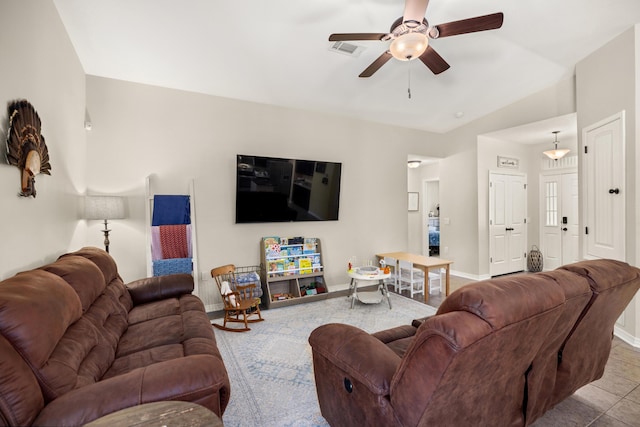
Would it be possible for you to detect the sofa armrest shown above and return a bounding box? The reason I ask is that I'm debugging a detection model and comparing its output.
[372,324,418,344]
[33,354,230,426]
[309,323,401,396]
[126,273,194,305]
[412,315,434,328]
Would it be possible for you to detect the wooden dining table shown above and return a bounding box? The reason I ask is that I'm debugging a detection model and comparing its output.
[376,252,453,303]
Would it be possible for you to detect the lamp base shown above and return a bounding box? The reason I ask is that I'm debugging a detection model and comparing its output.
[101,219,111,253]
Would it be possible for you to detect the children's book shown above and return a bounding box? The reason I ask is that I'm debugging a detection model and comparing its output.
[303,237,317,254]
[285,259,296,275]
[263,236,280,247]
[299,258,312,274]
[268,259,285,276]
[312,254,322,272]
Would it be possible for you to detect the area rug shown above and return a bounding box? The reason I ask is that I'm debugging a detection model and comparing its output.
[213,292,437,427]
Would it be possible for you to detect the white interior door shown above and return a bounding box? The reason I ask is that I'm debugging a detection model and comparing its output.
[490,173,527,276]
[584,112,625,261]
[490,174,509,276]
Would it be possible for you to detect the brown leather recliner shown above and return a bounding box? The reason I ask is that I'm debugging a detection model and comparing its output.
[309,259,640,427]
[548,260,640,410]
[0,247,230,426]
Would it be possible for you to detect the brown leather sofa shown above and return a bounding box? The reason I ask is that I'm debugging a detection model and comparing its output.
[0,247,230,426]
[309,259,640,427]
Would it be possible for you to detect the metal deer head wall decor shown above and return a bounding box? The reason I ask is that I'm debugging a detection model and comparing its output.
[5,99,51,197]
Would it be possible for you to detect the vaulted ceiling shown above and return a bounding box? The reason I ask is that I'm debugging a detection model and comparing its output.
[54,0,640,136]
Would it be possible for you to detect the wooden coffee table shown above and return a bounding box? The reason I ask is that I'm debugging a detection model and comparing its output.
[84,401,223,427]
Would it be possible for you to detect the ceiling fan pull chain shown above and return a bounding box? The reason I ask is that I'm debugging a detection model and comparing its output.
[408,63,412,99]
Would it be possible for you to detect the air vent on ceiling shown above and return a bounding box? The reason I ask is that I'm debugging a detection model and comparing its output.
[329,41,365,57]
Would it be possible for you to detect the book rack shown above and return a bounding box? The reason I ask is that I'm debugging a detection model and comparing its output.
[260,236,329,308]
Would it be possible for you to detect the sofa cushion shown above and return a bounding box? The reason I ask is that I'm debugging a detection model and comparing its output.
[127,293,203,326]
[39,255,105,313]
[436,272,565,329]
[0,270,83,401]
[32,248,132,400]
[560,258,639,292]
[107,294,220,379]
[0,334,44,427]
[61,247,120,285]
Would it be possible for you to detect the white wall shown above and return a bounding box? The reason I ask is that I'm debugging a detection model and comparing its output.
[576,25,639,344]
[0,1,86,279]
[84,76,447,306]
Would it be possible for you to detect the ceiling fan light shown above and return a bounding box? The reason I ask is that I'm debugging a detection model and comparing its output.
[407,160,422,168]
[390,32,428,61]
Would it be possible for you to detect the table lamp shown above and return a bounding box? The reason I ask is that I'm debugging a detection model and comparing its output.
[85,195,126,253]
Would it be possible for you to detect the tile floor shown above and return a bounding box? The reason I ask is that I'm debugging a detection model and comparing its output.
[397,274,640,427]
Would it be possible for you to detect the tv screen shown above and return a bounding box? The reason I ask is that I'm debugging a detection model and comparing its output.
[236,155,342,223]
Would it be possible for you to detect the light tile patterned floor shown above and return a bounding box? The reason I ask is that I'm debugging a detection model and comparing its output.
[400,274,640,427]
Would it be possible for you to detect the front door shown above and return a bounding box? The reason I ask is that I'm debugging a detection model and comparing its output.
[562,173,580,264]
[490,173,527,276]
[540,172,579,270]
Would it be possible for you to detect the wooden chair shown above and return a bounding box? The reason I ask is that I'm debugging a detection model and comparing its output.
[211,264,263,332]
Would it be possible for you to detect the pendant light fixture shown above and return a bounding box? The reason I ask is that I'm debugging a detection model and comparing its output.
[543,131,570,160]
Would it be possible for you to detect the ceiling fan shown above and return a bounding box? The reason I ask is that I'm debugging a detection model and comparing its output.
[328,0,504,77]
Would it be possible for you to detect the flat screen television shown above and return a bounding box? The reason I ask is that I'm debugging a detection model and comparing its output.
[236,154,342,223]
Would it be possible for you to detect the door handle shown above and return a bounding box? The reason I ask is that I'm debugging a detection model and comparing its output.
[562,227,568,231]
[609,188,620,194]
[505,227,514,231]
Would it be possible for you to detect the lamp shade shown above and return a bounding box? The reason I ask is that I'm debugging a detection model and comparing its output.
[390,32,428,61]
[407,160,422,168]
[543,148,571,160]
[85,196,125,220]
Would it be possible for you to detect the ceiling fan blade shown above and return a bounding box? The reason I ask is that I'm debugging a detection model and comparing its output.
[329,33,387,42]
[359,51,393,78]
[402,0,430,24]
[419,46,450,75]
[435,12,504,38]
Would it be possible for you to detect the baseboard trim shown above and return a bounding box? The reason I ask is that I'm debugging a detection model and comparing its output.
[614,326,640,348]
[450,270,488,281]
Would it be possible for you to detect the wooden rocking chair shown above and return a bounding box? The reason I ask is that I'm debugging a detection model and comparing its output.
[211,264,264,332]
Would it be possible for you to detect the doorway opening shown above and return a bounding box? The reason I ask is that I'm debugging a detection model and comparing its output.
[407,155,441,257]
[424,180,440,256]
